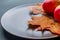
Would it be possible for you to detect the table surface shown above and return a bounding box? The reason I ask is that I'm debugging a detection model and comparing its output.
[0,0,60,40]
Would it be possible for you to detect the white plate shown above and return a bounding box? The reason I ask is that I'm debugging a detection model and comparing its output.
[1,3,58,39]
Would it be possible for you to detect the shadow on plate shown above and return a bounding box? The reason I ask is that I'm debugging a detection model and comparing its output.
[0,24,60,40]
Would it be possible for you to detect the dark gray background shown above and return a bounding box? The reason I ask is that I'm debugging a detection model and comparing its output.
[0,0,60,40]
[0,0,43,40]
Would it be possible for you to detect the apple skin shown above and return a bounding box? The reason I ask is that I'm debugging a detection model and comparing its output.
[42,0,57,14]
[54,5,60,22]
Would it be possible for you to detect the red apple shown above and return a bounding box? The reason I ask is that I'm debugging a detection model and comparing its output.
[54,5,60,22]
[42,0,59,14]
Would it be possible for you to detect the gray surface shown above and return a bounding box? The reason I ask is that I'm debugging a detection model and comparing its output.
[0,0,43,40]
